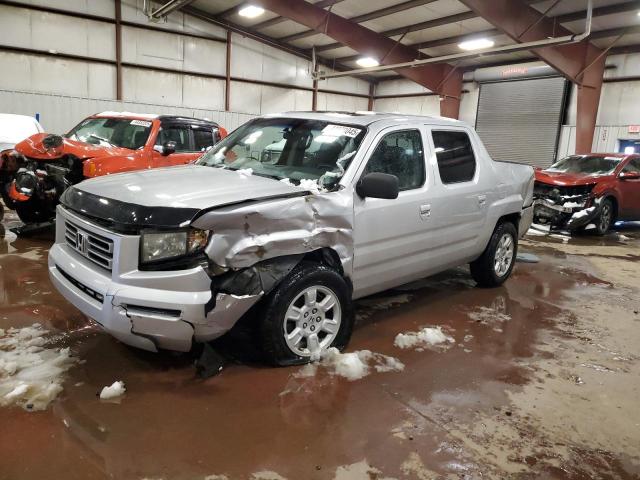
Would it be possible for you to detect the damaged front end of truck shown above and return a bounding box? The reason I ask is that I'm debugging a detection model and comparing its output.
[51,165,355,361]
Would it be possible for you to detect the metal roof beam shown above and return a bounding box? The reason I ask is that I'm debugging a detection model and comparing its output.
[253,0,344,30]
[279,0,438,42]
[335,1,640,63]
[254,0,463,118]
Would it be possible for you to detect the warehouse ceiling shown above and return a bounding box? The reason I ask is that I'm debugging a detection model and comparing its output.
[184,0,640,78]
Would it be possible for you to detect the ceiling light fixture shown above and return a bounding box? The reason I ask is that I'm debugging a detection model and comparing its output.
[356,57,380,68]
[238,5,265,18]
[458,38,495,51]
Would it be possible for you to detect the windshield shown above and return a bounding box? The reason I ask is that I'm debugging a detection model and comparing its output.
[196,117,366,188]
[66,117,152,150]
[546,155,622,175]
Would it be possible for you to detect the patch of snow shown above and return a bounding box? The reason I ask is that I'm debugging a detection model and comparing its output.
[467,306,511,324]
[571,206,595,220]
[236,168,253,177]
[562,202,583,208]
[297,348,404,382]
[298,178,322,194]
[394,326,454,350]
[0,324,77,411]
[251,471,288,480]
[334,460,397,480]
[279,178,293,186]
[99,380,126,399]
[526,224,551,236]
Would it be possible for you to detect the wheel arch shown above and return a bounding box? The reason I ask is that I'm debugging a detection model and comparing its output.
[497,212,521,233]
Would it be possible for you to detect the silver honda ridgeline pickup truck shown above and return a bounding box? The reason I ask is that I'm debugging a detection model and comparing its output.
[49,112,534,365]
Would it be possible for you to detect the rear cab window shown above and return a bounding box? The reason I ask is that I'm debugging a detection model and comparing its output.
[431,130,477,184]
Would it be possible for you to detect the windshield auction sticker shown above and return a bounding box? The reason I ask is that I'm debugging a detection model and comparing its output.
[322,124,361,138]
[130,120,152,128]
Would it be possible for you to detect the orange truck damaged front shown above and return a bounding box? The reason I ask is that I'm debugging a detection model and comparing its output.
[0,112,227,224]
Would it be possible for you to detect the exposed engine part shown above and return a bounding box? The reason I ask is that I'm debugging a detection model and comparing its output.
[4,155,81,224]
[42,134,64,150]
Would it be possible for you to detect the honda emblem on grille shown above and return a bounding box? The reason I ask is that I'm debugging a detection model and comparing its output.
[76,231,89,255]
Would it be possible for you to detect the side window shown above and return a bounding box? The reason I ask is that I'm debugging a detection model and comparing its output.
[156,126,192,152]
[193,128,215,152]
[432,130,476,184]
[622,158,640,173]
[363,129,425,191]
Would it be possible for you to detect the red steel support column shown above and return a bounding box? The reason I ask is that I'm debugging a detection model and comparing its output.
[115,0,122,100]
[575,55,605,153]
[225,30,231,111]
[312,78,318,111]
[439,66,463,120]
[367,83,375,111]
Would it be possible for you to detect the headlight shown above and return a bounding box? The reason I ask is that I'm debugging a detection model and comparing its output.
[140,229,209,264]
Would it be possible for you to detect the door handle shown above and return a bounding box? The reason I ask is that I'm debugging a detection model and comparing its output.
[478,195,487,206]
[419,204,431,217]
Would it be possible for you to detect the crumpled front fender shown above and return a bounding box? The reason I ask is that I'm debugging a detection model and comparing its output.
[193,190,354,275]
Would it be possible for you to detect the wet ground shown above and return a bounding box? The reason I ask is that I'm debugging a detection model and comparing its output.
[1,210,639,480]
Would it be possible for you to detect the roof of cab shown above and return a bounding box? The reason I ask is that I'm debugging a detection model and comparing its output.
[93,112,218,125]
[94,111,159,119]
[262,111,466,128]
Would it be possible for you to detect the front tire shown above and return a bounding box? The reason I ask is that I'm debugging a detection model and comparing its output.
[594,198,613,236]
[470,222,518,288]
[260,261,354,366]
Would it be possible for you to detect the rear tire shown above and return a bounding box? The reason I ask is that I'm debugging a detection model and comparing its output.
[594,198,613,236]
[470,222,518,288]
[260,261,353,366]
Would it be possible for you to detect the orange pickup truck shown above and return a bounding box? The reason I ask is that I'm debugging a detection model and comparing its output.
[0,112,227,224]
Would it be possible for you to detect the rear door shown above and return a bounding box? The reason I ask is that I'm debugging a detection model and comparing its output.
[353,126,435,297]
[423,127,491,264]
[618,158,640,219]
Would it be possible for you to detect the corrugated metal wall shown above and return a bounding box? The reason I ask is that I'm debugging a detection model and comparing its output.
[475,77,567,167]
[0,1,370,134]
[0,89,254,133]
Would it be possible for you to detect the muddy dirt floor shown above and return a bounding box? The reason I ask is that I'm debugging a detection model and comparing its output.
[0,209,639,480]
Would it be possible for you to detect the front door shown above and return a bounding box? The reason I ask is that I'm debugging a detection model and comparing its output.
[152,123,199,168]
[353,127,434,298]
[618,158,640,219]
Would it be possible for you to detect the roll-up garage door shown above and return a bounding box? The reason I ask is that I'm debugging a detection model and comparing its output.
[475,76,568,168]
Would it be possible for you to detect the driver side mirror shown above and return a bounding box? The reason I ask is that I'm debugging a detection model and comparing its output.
[356,172,399,199]
[154,141,176,156]
[619,171,640,180]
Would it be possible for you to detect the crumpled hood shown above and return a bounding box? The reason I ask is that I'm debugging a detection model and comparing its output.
[15,133,131,161]
[535,169,609,186]
[74,165,305,211]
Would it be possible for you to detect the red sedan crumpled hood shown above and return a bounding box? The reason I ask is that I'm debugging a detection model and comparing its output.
[535,169,610,186]
[15,133,131,161]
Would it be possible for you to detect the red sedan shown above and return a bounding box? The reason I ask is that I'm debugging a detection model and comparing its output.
[533,153,640,234]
